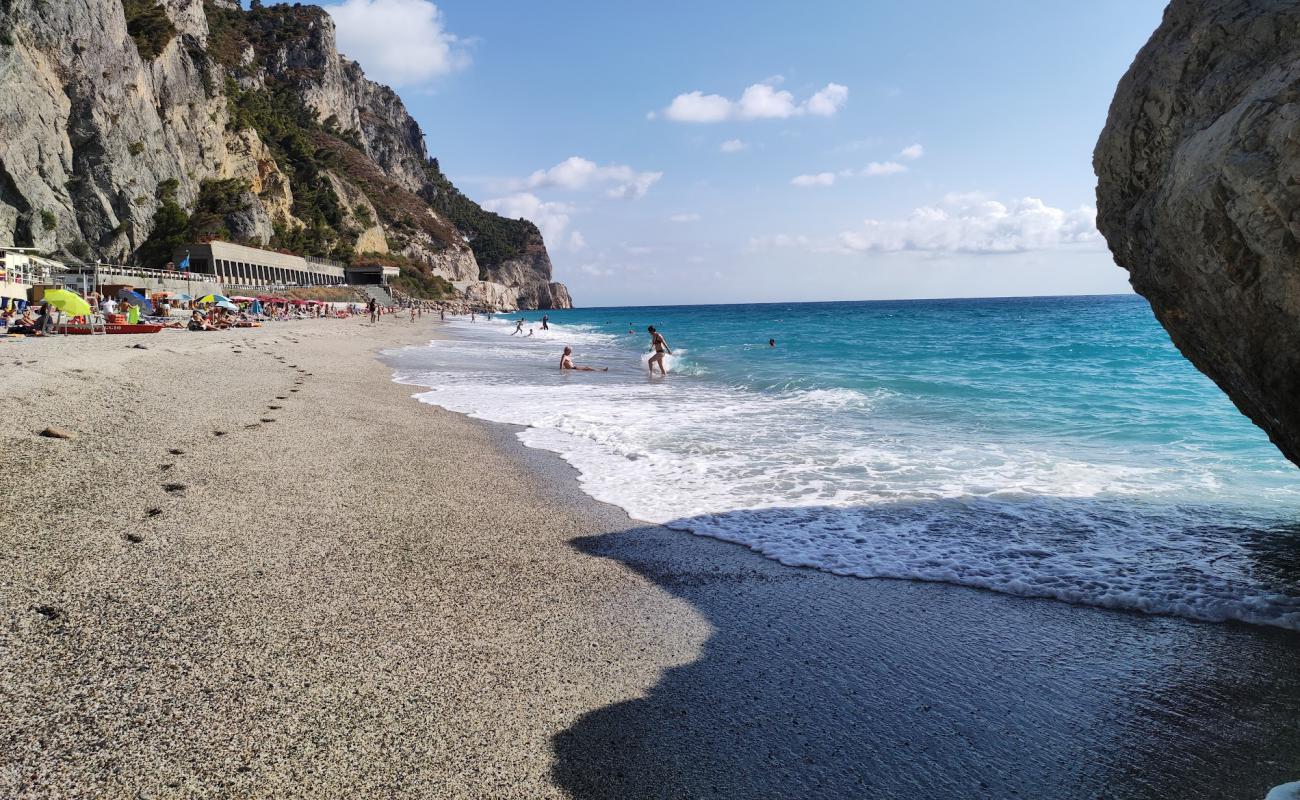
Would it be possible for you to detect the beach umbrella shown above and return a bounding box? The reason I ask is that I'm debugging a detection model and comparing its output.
[289,299,307,306]
[197,293,231,304]
[175,293,193,302]
[152,291,176,299]
[230,295,256,302]
[116,288,155,314]
[42,288,91,318]
[216,300,239,312]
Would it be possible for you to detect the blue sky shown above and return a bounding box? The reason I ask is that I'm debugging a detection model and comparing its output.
[321,0,1169,306]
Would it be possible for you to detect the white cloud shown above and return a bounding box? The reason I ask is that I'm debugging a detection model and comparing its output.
[521,156,662,199]
[658,80,848,123]
[836,193,1102,254]
[669,213,701,223]
[792,172,836,187]
[898,143,924,160]
[325,0,469,86]
[483,192,572,244]
[862,161,907,177]
[805,83,849,116]
[720,138,748,153]
[663,91,733,123]
[737,83,799,119]
[567,231,587,251]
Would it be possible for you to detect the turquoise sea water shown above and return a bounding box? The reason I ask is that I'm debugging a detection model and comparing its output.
[392,295,1300,629]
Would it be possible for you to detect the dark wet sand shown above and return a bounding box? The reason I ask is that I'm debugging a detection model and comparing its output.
[1,317,1298,798]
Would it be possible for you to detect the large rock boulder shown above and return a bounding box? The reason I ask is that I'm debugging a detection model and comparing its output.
[1095,0,1300,467]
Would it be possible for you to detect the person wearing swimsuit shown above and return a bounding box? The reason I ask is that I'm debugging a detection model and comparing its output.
[560,346,607,372]
[648,325,672,375]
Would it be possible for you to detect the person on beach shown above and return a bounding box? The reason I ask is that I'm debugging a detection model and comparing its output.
[647,325,672,375]
[513,319,525,335]
[410,306,416,322]
[188,311,213,331]
[541,314,549,330]
[527,328,534,337]
[367,297,377,324]
[560,346,607,372]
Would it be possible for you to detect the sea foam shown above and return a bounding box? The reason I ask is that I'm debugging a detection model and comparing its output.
[393,305,1300,631]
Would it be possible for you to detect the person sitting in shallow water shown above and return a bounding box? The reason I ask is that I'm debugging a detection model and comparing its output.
[560,346,607,372]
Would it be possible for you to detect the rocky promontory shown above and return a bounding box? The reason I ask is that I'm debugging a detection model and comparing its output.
[1095,0,1300,466]
[0,0,571,309]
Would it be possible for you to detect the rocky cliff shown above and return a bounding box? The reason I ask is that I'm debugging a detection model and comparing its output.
[1095,0,1300,467]
[0,0,571,309]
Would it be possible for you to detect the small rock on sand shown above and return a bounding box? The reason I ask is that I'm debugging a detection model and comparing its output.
[39,426,75,440]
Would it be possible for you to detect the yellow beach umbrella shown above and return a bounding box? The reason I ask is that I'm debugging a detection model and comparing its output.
[42,288,91,317]
[197,293,231,304]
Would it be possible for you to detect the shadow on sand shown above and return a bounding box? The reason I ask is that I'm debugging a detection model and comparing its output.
[551,505,1300,800]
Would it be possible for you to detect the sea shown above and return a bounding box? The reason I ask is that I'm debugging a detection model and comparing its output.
[389,295,1300,631]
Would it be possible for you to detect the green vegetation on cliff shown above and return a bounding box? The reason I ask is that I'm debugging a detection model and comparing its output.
[122,0,175,61]
[422,159,538,276]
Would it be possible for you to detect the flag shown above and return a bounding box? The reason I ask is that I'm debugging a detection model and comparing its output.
[179,254,190,271]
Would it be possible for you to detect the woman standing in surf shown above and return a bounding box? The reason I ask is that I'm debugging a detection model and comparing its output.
[647,325,672,375]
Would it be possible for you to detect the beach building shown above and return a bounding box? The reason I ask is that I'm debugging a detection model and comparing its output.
[174,241,347,286]
[0,247,64,304]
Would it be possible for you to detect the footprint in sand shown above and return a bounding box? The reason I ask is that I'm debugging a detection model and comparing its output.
[124,532,144,544]
[213,430,227,437]
[31,605,63,621]
[289,389,299,393]
[163,483,186,494]
[260,418,276,423]
[145,508,163,517]
[245,423,262,430]
[160,464,173,471]
[168,448,184,455]
[275,395,287,400]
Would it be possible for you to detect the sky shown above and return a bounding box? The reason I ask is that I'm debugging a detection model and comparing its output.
[320,0,1169,306]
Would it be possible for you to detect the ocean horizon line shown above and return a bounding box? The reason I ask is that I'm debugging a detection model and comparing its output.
[538,291,1141,313]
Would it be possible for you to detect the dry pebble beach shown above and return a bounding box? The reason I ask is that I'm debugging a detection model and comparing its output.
[4,315,1300,799]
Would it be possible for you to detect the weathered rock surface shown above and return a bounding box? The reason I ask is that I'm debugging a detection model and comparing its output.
[1095,0,1300,467]
[0,0,572,308]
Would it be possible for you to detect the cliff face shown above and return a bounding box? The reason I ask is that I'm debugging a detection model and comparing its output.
[0,0,572,308]
[1095,0,1300,467]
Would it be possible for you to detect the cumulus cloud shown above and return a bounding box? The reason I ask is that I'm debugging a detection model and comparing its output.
[898,143,924,160]
[792,172,836,187]
[862,161,907,177]
[326,0,469,86]
[567,231,587,251]
[483,192,572,244]
[836,193,1102,254]
[663,91,733,123]
[720,138,748,153]
[805,83,849,116]
[520,156,662,199]
[669,213,701,222]
[659,80,848,123]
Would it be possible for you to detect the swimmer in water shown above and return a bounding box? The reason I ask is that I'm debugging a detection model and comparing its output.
[560,346,607,372]
[769,338,776,347]
[647,325,671,375]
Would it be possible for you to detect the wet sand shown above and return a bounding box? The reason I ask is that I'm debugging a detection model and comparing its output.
[2,316,1298,798]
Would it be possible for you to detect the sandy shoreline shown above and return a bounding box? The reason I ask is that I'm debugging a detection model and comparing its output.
[3,317,1299,798]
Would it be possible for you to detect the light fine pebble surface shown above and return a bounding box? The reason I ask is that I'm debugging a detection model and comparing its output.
[2,316,1300,799]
